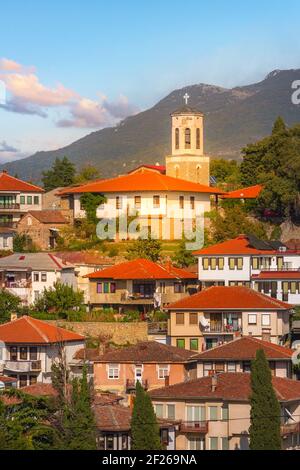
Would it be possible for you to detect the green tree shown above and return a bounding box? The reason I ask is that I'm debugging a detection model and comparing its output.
[13,233,37,253]
[34,281,84,317]
[131,381,162,450]
[80,192,106,225]
[210,158,241,186]
[249,349,281,450]
[42,157,76,191]
[126,236,162,262]
[172,239,195,268]
[0,289,21,323]
[74,165,100,184]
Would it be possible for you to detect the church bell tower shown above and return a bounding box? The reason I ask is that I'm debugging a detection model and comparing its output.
[165,93,210,185]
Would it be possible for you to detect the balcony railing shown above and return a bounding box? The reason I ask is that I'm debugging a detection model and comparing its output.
[148,322,168,335]
[180,421,209,433]
[4,281,32,288]
[0,221,18,228]
[4,360,42,372]
[281,422,300,436]
[126,379,148,391]
[0,203,20,210]
[203,324,242,334]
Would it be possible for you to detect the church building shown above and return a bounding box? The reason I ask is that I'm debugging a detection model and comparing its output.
[58,99,223,240]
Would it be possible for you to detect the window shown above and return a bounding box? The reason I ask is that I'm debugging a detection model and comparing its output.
[153,195,160,208]
[210,437,218,450]
[229,258,235,270]
[215,362,225,373]
[210,258,217,270]
[29,347,38,361]
[20,347,28,360]
[134,196,141,209]
[108,364,119,379]
[189,312,198,325]
[103,282,110,294]
[158,364,169,379]
[97,282,102,294]
[237,258,243,270]
[155,404,164,418]
[176,312,185,325]
[33,272,39,282]
[34,196,39,205]
[176,338,185,349]
[291,282,297,294]
[203,258,209,270]
[175,128,180,149]
[262,314,270,326]
[20,195,25,205]
[209,406,218,421]
[179,195,184,209]
[41,272,47,282]
[218,258,224,270]
[189,437,205,450]
[227,362,236,373]
[160,429,169,446]
[185,128,191,148]
[27,196,32,205]
[3,236,8,248]
[187,405,206,422]
[248,314,257,325]
[19,375,28,388]
[167,404,175,420]
[251,257,259,269]
[190,338,199,351]
[110,282,116,294]
[116,196,122,209]
[29,375,37,385]
[190,196,195,210]
[204,362,213,376]
[222,437,229,450]
[159,282,166,293]
[277,257,284,270]
[10,346,17,361]
[196,128,200,149]
[222,405,229,421]
[243,361,251,373]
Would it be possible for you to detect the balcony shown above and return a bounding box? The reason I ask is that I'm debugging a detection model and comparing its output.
[4,360,42,373]
[202,324,242,335]
[180,421,209,434]
[126,379,148,391]
[0,221,18,228]
[281,422,300,436]
[0,203,20,211]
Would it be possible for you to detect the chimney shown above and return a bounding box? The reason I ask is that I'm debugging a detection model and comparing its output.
[211,374,218,392]
[10,313,17,322]
[164,375,170,387]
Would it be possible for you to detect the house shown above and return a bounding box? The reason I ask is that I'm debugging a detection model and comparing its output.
[0,170,44,228]
[149,372,300,450]
[0,375,17,389]
[17,210,69,250]
[0,226,15,251]
[0,252,77,305]
[93,341,197,397]
[54,251,115,303]
[194,233,300,304]
[0,316,84,388]
[191,336,294,378]
[57,106,224,241]
[166,286,292,352]
[94,393,178,450]
[85,258,198,312]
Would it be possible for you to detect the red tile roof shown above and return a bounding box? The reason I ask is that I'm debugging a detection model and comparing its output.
[21,383,58,397]
[96,341,195,363]
[128,164,166,174]
[86,258,197,280]
[0,171,44,193]
[0,375,17,384]
[58,168,224,195]
[0,316,84,344]
[149,373,300,402]
[191,337,294,361]
[193,234,279,256]
[252,271,300,280]
[167,286,292,310]
[221,184,263,199]
[54,251,115,266]
[26,210,67,224]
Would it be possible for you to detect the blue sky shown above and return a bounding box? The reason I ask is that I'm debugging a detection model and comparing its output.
[1,0,300,162]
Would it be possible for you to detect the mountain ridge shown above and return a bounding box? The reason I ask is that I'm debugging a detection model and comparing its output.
[2,68,300,183]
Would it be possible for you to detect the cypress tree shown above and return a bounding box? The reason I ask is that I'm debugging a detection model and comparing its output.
[131,381,162,450]
[249,349,281,450]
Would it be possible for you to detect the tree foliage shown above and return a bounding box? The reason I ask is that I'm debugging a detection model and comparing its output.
[74,165,100,184]
[0,289,21,323]
[241,117,300,218]
[42,157,76,191]
[249,349,281,450]
[211,158,241,186]
[131,381,162,450]
[13,233,37,253]
[126,236,162,262]
[172,239,195,268]
[34,281,84,317]
[80,192,106,225]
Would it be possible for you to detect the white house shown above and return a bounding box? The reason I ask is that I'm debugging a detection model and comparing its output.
[0,316,84,388]
[194,234,300,304]
[0,252,77,305]
[57,105,224,241]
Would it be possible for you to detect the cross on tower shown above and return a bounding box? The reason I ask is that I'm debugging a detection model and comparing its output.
[183,93,190,105]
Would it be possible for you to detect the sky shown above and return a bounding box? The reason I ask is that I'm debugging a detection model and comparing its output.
[1,0,300,164]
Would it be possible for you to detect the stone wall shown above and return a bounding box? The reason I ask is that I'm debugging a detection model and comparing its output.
[46,320,148,344]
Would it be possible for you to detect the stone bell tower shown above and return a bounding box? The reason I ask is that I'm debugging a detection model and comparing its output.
[165,93,210,185]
